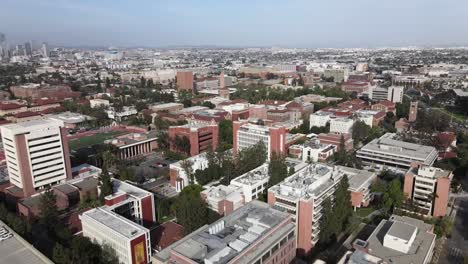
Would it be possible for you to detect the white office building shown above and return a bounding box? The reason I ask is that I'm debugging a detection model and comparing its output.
[357,133,438,170]
[80,208,151,264]
[309,111,332,128]
[1,119,71,196]
[330,117,354,134]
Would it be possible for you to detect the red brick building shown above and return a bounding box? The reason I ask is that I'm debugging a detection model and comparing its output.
[318,133,354,152]
[371,100,396,114]
[403,164,452,217]
[168,121,219,156]
[176,71,194,91]
[9,84,80,100]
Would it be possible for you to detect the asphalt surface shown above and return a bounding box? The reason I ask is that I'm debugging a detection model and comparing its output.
[438,197,468,264]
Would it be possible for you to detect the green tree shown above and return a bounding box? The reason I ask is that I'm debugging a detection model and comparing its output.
[171,185,219,234]
[202,101,216,109]
[319,198,336,244]
[70,236,103,264]
[268,152,289,187]
[53,243,71,264]
[334,135,348,165]
[352,120,371,147]
[39,188,59,230]
[180,159,194,184]
[174,135,191,155]
[333,175,353,232]
[382,179,405,212]
[218,119,233,149]
[101,243,120,264]
[99,165,113,203]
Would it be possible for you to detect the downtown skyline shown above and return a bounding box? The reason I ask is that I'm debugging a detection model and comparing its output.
[2,0,468,48]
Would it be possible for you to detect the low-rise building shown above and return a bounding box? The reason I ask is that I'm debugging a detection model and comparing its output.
[356,133,438,170]
[318,133,354,152]
[371,100,396,114]
[169,152,209,192]
[300,141,336,162]
[330,117,354,134]
[201,185,244,216]
[105,131,158,160]
[354,110,386,127]
[349,215,436,264]
[90,98,110,108]
[403,165,452,217]
[233,121,287,158]
[80,208,151,264]
[80,179,155,264]
[168,120,219,157]
[48,111,94,129]
[154,200,296,264]
[150,102,184,113]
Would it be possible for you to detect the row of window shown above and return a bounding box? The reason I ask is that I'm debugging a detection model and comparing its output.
[254,231,295,264]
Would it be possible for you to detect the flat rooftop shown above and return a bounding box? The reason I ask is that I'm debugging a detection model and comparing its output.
[1,118,64,134]
[48,111,94,124]
[358,133,437,160]
[111,179,152,199]
[156,200,293,264]
[269,163,339,200]
[81,207,148,239]
[365,215,435,264]
[0,220,53,264]
[269,163,374,200]
[231,163,269,186]
[337,166,376,192]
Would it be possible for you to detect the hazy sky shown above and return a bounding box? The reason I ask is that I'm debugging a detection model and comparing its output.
[2,0,468,48]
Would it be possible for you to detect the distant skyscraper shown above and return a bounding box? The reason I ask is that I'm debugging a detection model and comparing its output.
[24,42,32,56]
[15,44,24,56]
[41,42,49,58]
[409,101,418,122]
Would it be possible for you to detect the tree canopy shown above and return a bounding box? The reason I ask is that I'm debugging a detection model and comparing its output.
[171,185,220,234]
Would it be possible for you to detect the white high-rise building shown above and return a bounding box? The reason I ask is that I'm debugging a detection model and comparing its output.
[387,86,404,103]
[41,42,49,58]
[1,119,72,196]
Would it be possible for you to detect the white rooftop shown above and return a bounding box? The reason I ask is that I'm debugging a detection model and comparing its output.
[1,118,64,134]
[359,133,437,160]
[82,207,148,239]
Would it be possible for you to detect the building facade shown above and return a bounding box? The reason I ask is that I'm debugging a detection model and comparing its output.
[176,71,194,91]
[233,121,287,158]
[356,133,438,170]
[1,119,72,197]
[267,163,375,256]
[403,165,452,217]
[154,200,296,264]
[168,120,219,157]
[330,118,354,134]
[81,208,151,264]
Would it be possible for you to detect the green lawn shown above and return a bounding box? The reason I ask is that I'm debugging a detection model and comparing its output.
[433,107,467,124]
[69,131,126,150]
[356,207,376,218]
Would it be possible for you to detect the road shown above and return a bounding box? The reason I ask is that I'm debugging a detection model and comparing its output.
[438,197,468,263]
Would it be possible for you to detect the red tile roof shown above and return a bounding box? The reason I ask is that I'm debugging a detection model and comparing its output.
[0,103,24,110]
[31,98,60,106]
[151,222,184,251]
[436,132,457,149]
[14,111,41,118]
[375,100,395,107]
